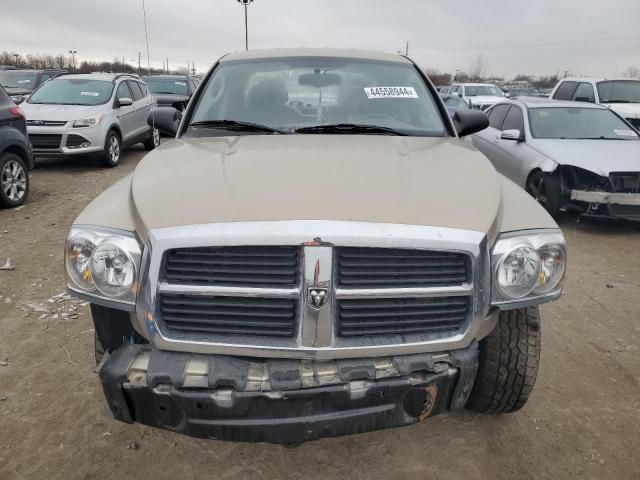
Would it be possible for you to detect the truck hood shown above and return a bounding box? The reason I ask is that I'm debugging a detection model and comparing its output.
[602,103,640,119]
[130,135,504,235]
[20,103,98,121]
[531,139,640,176]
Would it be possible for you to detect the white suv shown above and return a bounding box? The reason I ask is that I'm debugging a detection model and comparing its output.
[549,78,640,131]
[448,83,505,110]
[21,73,159,167]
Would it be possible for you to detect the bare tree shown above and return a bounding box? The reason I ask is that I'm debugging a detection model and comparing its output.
[424,68,452,86]
[468,54,488,81]
[623,66,640,79]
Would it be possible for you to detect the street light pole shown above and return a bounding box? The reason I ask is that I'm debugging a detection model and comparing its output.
[68,50,77,72]
[236,0,253,51]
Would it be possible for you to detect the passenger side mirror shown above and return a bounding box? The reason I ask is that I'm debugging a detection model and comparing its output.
[118,97,133,107]
[453,109,489,137]
[148,107,181,137]
[500,129,524,142]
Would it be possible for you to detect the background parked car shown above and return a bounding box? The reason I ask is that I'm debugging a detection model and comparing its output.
[141,74,199,111]
[0,86,32,207]
[442,94,470,116]
[471,97,640,221]
[20,72,159,167]
[0,69,66,104]
[550,78,640,131]
[448,83,505,110]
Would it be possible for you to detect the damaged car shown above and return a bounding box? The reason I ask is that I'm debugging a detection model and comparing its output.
[65,48,566,444]
[472,98,640,221]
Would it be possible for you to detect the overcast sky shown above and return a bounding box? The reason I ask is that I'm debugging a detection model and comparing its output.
[2,0,639,78]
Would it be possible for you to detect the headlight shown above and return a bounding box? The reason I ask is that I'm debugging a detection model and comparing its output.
[65,226,142,308]
[73,114,103,128]
[491,230,566,308]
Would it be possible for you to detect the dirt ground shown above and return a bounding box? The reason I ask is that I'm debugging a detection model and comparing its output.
[0,145,639,480]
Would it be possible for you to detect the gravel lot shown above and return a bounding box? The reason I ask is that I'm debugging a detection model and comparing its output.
[1,146,639,480]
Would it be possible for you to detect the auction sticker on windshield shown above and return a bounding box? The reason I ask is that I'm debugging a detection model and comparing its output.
[614,129,638,137]
[365,87,418,99]
[80,91,100,97]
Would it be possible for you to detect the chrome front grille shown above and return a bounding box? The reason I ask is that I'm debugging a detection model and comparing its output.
[337,297,470,337]
[163,246,299,287]
[336,247,469,288]
[139,221,488,359]
[160,294,298,337]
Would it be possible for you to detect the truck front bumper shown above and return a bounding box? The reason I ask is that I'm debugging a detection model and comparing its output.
[98,343,478,444]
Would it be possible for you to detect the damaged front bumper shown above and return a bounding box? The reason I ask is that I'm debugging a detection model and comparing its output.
[571,190,640,221]
[98,343,479,444]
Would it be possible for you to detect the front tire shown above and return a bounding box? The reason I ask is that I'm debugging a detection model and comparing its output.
[527,171,562,218]
[467,307,541,414]
[0,152,29,208]
[143,127,160,150]
[100,130,121,168]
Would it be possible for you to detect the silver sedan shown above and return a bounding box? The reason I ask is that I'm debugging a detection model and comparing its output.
[471,98,640,221]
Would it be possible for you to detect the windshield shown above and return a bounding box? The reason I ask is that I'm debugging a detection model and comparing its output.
[465,85,503,97]
[529,107,639,140]
[143,77,189,95]
[597,80,640,104]
[187,57,446,136]
[0,71,39,89]
[28,78,113,105]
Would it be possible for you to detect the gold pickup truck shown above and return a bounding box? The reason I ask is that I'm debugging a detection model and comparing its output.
[65,49,566,444]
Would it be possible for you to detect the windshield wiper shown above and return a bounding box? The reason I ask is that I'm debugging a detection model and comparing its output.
[188,120,286,134]
[153,91,180,95]
[295,123,408,136]
[604,100,633,103]
[572,136,636,140]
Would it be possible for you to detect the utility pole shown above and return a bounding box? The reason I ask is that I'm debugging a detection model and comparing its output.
[122,56,126,72]
[12,53,19,67]
[236,0,254,51]
[405,41,409,56]
[138,51,141,72]
[192,61,196,75]
[166,57,169,74]
[563,70,569,78]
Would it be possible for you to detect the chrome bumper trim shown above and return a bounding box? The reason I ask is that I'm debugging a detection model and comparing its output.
[158,282,300,299]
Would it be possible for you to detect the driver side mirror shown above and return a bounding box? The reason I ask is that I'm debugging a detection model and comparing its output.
[118,97,133,107]
[500,129,524,142]
[453,109,489,137]
[148,107,181,137]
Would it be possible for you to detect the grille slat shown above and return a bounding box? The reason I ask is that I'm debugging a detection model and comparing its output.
[160,294,297,337]
[30,134,62,149]
[338,297,469,337]
[164,246,299,287]
[337,247,468,288]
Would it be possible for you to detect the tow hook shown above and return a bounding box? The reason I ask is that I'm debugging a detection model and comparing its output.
[403,385,438,420]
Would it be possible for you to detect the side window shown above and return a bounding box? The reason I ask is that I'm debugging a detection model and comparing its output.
[553,81,578,101]
[487,104,510,129]
[127,81,143,101]
[450,85,458,94]
[138,83,149,97]
[572,82,595,103]
[501,106,525,132]
[38,74,50,85]
[116,81,131,100]
[188,79,197,93]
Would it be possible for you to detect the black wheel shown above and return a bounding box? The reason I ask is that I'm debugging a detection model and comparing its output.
[0,152,29,208]
[526,171,562,217]
[467,307,541,414]
[100,130,121,168]
[143,127,160,150]
[95,331,105,366]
